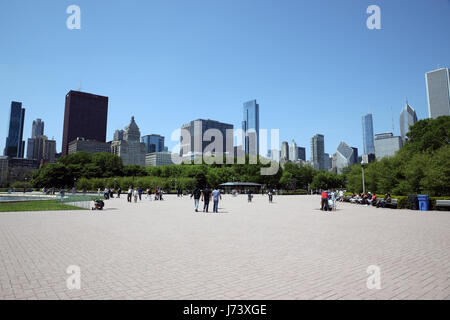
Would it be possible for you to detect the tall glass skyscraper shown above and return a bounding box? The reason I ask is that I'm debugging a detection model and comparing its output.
[141,134,165,154]
[362,114,375,155]
[310,134,325,170]
[242,100,260,156]
[4,101,25,158]
[426,68,450,119]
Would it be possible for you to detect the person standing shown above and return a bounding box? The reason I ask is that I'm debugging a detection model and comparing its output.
[268,190,273,203]
[138,187,143,201]
[127,186,133,203]
[202,187,212,213]
[212,187,222,213]
[117,187,122,198]
[320,190,329,211]
[146,188,152,201]
[248,191,253,203]
[191,187,202,212]
[133,188,138,203]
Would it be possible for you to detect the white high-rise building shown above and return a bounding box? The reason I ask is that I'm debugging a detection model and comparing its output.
[374,133,403,159]
[289,139,299,161]
[399,101,418,141]
[426,68,450,119]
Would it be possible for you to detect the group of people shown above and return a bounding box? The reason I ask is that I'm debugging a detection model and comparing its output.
[320,189,338,212]
[190,187,222,213]
[348,192,392,208]
[126,187,165,203]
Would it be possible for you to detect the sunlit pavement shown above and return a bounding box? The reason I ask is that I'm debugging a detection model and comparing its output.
[0,195,449,300]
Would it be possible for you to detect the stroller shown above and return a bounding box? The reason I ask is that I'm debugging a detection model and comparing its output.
[92,199,105,211]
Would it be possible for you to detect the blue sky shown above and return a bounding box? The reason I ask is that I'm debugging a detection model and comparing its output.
[1,0,449,158]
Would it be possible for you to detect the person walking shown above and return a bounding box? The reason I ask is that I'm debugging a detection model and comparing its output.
[191,187,202,212]
[146,188,152,201]
[212,187,222,213]
[133,188,138,203]
[248,191,253,203]
[268,190,273,203]
[127,187,133,203]
[202,187,212,213]
[117,187,122,198]
[138,187,143,201]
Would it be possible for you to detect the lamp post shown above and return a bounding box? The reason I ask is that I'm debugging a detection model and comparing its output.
[361,160,366,194]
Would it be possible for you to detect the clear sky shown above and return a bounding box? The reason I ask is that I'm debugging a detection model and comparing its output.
[1,0,449,159]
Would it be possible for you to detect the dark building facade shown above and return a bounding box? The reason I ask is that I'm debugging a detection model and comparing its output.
[68,138,111,155]
[62,91,108,156]
[141,134,165,153]
[298,147,306,161]
[180,119,234,159]
[4,101,25,158]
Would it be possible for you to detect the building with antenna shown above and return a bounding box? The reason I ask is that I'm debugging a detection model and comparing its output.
[399,101,418,142]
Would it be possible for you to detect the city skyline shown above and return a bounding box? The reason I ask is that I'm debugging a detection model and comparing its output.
[1,1,449,160]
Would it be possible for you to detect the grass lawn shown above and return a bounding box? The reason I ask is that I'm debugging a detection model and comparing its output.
[0,200,86,212]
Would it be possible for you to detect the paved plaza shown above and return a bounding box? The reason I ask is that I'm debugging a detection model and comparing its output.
[0,194,449,300]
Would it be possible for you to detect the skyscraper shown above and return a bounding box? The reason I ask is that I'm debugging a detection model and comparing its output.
[333,142,358,174]
[180,119,234,159]
[27,118,45,160]
[310,134,325,170]
[289,140,299,161]
[426,68,450,119]
[297,147,306,161]
[280,141,289,161]
[242,100,260,156]
[4,101,25,158]
[362,114,375,155]
[141,134,165,154]
[399,101,418,141]
[31,119,44,138]
[62,91,108,156]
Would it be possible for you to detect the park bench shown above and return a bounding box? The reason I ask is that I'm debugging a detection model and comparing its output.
[384,199,398,209]
[436,200,450,210]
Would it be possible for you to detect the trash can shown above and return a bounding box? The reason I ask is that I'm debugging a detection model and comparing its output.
[417,195,430,211]
[408,194,419,210]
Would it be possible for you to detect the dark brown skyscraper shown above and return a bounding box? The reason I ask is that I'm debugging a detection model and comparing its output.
[62,91,108,156]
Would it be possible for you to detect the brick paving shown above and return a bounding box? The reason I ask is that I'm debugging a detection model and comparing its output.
[0,194,449,300]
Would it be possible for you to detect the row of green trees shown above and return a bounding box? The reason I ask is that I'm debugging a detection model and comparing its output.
[29,116,449,195]
[31,152,345,191]
[345,116,450,196]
